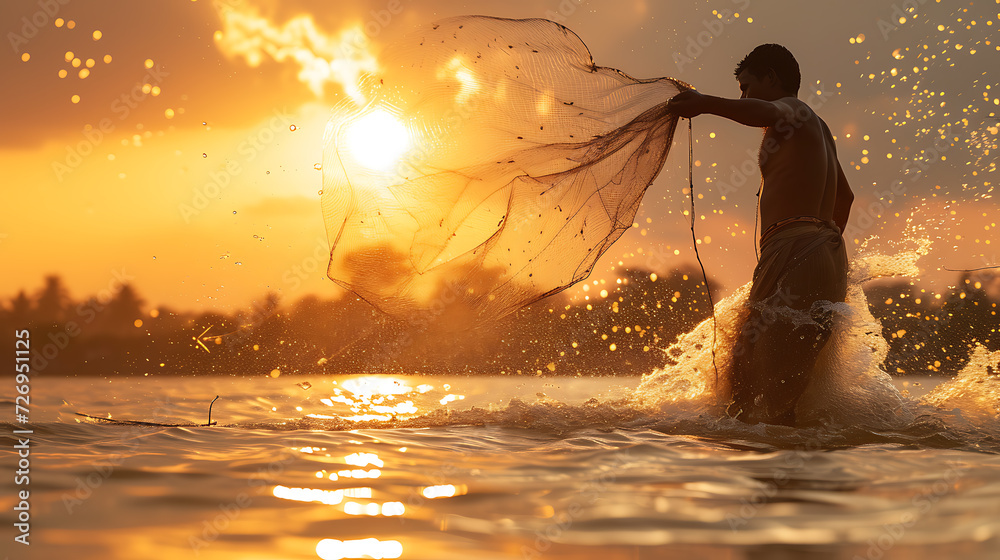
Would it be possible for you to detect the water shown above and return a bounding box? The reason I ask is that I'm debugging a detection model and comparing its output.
[5,236,999,560]
[3,368,999,560]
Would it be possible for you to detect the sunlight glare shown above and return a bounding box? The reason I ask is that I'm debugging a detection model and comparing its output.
[345,109,410,172]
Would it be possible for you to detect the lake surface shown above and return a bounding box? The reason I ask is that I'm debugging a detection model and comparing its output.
[3,373,999,560]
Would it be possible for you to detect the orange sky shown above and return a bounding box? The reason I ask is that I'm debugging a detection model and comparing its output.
[1,0,996,312]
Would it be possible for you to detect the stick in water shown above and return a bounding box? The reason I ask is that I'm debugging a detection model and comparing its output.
[943,265,1000,272]
[208,395,220,426]
[76,396,220,427]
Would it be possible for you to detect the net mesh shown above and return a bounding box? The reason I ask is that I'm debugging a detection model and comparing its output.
[322,15,689,321]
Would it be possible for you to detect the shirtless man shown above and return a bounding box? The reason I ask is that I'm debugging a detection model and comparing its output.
[667,44,854,425]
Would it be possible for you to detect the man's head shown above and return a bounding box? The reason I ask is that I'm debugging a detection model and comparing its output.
[734,44,800,100]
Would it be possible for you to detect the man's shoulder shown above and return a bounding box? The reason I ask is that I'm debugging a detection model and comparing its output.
[773,96,813,115]
[767,96,816,127]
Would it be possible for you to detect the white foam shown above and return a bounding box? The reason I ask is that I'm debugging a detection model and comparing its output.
[631,238,940,430]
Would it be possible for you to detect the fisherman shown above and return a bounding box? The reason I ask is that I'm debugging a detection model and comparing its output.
[667,44,854,425]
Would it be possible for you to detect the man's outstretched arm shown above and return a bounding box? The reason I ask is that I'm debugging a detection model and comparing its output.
[667,90,794,128]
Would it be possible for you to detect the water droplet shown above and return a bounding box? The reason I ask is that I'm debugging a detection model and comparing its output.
[235,261,242,265]
[266,170,270,174]
[313,163,322,170]
[201,121,207,126]
[202,153,207,158]
[318,189,324,195]
[289,124,297,131]
[232,210,237,214]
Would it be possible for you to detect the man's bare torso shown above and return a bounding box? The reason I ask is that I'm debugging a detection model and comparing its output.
[757,97,840,235]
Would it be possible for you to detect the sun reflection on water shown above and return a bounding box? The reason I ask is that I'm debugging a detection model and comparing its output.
[272,485,343,505]
[307,376,466,423]
[315,538,403,560]
[421,484,469,499]
[345,452,385,468]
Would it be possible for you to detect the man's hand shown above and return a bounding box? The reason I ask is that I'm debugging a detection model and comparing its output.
[667,90,706,118]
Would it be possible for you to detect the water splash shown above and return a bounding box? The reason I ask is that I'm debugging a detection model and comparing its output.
[924,345,1000,424]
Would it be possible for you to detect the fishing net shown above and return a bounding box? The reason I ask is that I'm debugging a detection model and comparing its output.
[322,15,689,321]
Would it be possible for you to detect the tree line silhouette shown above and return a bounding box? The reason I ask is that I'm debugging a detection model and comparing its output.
[4,269,997,377]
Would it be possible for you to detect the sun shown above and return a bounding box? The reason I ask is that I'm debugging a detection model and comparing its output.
[344,108,411,172]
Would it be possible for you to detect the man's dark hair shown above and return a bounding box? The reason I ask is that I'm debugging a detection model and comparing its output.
[734,44,800,95]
